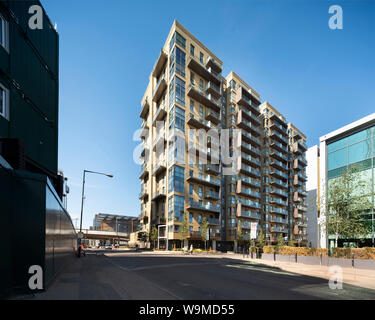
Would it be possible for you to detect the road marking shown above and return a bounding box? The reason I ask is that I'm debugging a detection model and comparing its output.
[224,263,302,277]
[102,256,183,300]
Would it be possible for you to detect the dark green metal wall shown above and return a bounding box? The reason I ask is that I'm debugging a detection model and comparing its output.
[0,0,59,174]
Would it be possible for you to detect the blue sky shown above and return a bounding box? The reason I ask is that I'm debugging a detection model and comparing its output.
[42,0,374,228]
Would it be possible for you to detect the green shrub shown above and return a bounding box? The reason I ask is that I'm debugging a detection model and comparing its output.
[263,246,276,254]
[332,248,351,259]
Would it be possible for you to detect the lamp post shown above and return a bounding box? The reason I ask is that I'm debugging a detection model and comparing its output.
[79,169,113,234]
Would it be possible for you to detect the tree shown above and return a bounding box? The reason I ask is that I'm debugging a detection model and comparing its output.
[288,234,295,247]
[276,234,285,249]
[150,226,158,249]
[256,229,265,249]
[236,220,244,252]
[137,231,148,244]
[200,217,209,250]
[323,167,372,248]
[180,211,189,248]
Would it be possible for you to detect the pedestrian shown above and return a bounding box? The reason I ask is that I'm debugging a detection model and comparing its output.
[81,243,86,257]
[190,244,193,255]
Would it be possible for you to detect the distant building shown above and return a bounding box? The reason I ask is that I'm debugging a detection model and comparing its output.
[92,213,138,234]
[306,145,320,247]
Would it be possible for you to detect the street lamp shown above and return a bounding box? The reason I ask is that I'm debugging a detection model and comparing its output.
[79,170,113,233]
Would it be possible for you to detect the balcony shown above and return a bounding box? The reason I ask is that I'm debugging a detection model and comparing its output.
[269,178,288,189]
[139,189,148,200]
[205,190,220,200]
[187,172,221,188]
[239,163,261,179]
[270,207,288,216]
[269,120,288,136]
[237,206,261,220]
[298,140,307,151]
[187,55,221,86]
[269,187,288,198]
[270,168,288,180]
[236,183,261,199]
[239,198,261,210]
[188,231,203,240]
[206,56,223,73]
[237,112,260,136]
[152,160,166,176]
[271,225,288,233]
[270,140,288,153]
[208,217,220,226]
[270,130,289,144]
[152,104,167,126]
[239,175,261,188]
[140,98,150,119]
[152,74,167,103]
[152,130,166,151]
[241,130,261,147]
[241,153,261,168]
[205,109,221,125]
[187,84,221,112]
[187,200,221,213]
[152,49,167,78]
[139,164,149,179]
[205,81,222,99]
[270,159,288,171]
[270,149,288,163]
[188,142,220,164]
[187,113,215,131]
[241,141,261,157]
[293,192,303,203]
[271,216,287,224]
[236,86,261,113]
[240,107,261,125]
[269,197,288,207]
[140,122,149,139]
[152,190,166,201]
[205,164,220,175]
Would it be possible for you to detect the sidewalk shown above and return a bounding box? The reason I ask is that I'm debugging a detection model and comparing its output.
[229,253,375,291]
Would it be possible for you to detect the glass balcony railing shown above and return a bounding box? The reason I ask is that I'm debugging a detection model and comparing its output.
[241,187,261,198]
[239,198,261,209]
[188,172,221,186]
[271,207,289,215]
[270,159,288,170]
[242,131,261,145]
[242,142,260,155]
[269,188,288,197]
[239,211,261,220]
[239,176,261,187]
[241,153,261,166]
[188,200,221,212]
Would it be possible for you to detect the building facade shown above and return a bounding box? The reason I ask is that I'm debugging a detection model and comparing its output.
[92,213,138,234]
[319,113,375,248]
[306,145,320,248]
[139,20,308,250]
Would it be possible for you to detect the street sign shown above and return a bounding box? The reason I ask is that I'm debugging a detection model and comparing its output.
[77,232,83,239]
[250,222,258,239]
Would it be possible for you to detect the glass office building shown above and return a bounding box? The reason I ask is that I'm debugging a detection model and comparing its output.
[320,113,375,248]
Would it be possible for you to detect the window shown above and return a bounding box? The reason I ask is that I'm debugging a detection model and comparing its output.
[169,105,185,133]
[200,52,204,63]
[189,213,193,223]
[190,100,194,112]
[190,44,195,56]
[190,72,195,85]
[176,32,186,49]
[189,184,193,195]
[175,77,185,106]
[198,186,203,198]
[328,138,347,153]
[199,79,203,90]
[170,47,185,78]
[348,140,372,164]
[174,195,185,221]
[199,106,203,117]
[0,83,9,120]
[0,15,8,51]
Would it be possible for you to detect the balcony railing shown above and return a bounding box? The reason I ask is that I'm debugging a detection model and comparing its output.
[239,175,261,187]
[239,211,261,220]
[188,171,221,187]
[188,200,221,213]
[241,153,261,167]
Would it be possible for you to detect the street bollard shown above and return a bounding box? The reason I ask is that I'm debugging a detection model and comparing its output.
[320,253,322,266]
[273,252,276,261]
[251,251,253,259]
[352,253,355,268]
[295,253,297,263]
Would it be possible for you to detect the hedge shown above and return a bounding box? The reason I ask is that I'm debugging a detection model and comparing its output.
[263,246,375,259]
[332,247,375,260]
[263,246,328,257]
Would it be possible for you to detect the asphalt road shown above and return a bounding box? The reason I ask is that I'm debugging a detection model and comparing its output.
[25,251,375,300]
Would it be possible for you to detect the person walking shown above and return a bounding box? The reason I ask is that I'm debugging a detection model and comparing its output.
[189,244,193,255]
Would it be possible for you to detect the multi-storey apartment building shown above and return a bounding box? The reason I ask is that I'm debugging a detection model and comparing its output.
[288,124,308,245]
[260,103,290,244]
[138,20,308,250]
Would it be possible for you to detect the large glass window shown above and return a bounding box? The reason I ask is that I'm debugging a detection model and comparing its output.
[168,165,185,193]
[327,137,347,153]
[176,32,186,49]
[0,15,8,50]
[170,47,186,78]
[169,105,185,133]
[175,77,185,106]
[0,83,8,120]
[328,148,347,170]
[348,128,372,145]
[348,139,372,164]
[174,195,185,221]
